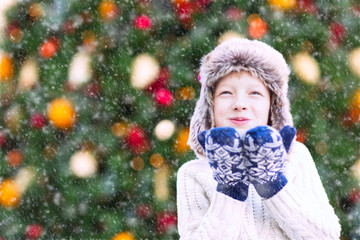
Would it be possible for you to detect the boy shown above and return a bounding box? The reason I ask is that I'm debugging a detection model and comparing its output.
[177,38,341,239]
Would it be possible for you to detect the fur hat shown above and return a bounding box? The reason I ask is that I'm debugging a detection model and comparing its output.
[188,38,293,157]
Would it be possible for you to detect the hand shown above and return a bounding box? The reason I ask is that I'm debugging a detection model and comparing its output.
[198,127,250,201]
[243,125,296,199]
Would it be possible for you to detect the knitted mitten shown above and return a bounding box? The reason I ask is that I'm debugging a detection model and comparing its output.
[243,125,296,199]
[198,127,250,201]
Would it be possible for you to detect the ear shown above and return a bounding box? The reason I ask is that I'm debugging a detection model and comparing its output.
[197,131,207,151]
[279,126,297,153]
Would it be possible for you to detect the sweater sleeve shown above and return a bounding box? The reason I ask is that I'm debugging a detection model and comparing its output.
[263,141,341,240]
[176,159,247,240]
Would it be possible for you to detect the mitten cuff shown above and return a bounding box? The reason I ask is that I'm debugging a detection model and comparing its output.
[217,182,249,202]
[253,173,288,199]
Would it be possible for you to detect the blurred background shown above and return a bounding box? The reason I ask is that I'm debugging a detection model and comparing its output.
[1,0,360,239]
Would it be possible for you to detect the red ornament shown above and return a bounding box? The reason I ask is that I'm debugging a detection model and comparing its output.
[154,88,173,106]
[225,7,245,21]
[6,21,20,36]
[84,82,101,98]
[39,37,60,59]
[193,0,211,13]
[62,20,76,34]
[329,22,347,47]
[173,1,194,28]
[30,113,47,129]
[146,67,170,93]
[134,15,152,30]
[0,131,6,148]
[297,0,318,14]
[156,211,177,234]
[136,204,152,218]
[25,224,43,239]
[349,188,360,204]
[125,125,151,155]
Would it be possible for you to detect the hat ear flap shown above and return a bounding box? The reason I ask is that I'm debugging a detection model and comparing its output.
[279,126,296,153]
[197,131,207,150]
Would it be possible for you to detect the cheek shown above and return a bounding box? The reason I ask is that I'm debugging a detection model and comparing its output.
[261,100,271,124]
[254,100,270,123]
[213,99,226,126]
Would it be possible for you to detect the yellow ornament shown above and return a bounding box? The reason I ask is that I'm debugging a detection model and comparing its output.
[154,120,175,141]
[217,31,243,45]
[174,127,190,154]
[98,0,119,22]
[14,167,36,195]
[292,51,320,85]
[47,97,76,130]
[154,163,170,201]
[112,231,135,240]
[0,53,14,82]
[3,105,23,134]
[130,53,160,90]
[0,179,20,207]
[131,157,144,171]
[348,47,360,79]
[268,0,296,10]
[351,157,360,181]
[67,50,93,89]
[111,122,128,137]
[18,58,39,91]
[69,151,98,178]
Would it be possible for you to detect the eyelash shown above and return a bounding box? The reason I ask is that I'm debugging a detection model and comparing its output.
[218,91,263,96]
[220,91,231,95]
[250,91,262,96]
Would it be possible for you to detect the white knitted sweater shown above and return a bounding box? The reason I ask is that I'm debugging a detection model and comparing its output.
[176,141,341,240]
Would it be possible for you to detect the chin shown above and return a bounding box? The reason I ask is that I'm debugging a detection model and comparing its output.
[233,127,247,135]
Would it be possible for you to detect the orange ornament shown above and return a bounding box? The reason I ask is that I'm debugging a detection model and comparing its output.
[98,0,119,21]
[351,88,360,109]
[149,153,164,168]
[296,128,308,143]
[47,98,76,130]
[9,28,24,44]
[39,40,57,58]
[6,150,23,167]
[349,107,360,124]
[248,14,268,39]
[0,54,14,82]
[112,231,135,240]
[82,30,97,50]
[0,179,20,207]
[29,3,45,21]
[174,127,190,154]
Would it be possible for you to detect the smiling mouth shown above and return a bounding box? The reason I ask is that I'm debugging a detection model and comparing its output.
[230,118,250,126]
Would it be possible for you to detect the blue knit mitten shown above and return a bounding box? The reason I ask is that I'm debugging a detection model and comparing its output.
[243,125,296,199]
[198,127,250,201]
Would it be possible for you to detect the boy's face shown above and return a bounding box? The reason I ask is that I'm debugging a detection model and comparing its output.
[213,71,271,134]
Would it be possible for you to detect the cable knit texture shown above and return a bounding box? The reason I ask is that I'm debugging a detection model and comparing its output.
[177,141,341,239]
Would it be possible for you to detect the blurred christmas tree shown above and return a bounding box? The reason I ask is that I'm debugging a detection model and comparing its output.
[1,0,360,239]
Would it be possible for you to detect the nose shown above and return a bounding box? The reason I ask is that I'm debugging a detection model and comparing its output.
[232,96,248,111]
